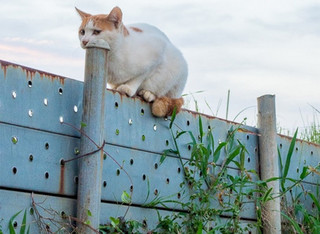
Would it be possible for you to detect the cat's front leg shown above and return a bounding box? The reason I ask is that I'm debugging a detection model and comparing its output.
[116,84,137,97]
[116,77,145,97]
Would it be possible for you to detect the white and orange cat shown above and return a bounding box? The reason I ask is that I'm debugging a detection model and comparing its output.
[76,6,188,117]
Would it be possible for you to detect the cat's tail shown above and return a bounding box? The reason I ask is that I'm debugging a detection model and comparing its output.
[152,97,184,117]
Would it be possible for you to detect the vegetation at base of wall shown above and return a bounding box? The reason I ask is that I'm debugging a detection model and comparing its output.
[0,220,3,234]
[100,111,261,233]
[278,130,320,233]
[100,111,320,233]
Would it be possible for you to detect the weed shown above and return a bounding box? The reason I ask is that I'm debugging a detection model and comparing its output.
[99,217,143,234]
[279,106,320,145]
[276,129,320,233]
[300,118,320,144]
[0,219,3,234]
[152,109,261,233]
[8,210,30,234]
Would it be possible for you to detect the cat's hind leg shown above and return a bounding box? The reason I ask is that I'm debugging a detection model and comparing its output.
[138,89,156,102]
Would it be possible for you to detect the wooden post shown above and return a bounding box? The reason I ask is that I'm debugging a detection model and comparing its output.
[77,39,110,233]
[257,94,281,233]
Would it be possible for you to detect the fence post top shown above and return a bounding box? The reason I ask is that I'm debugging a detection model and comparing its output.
[257,94,275,100]
[85,39,110,50]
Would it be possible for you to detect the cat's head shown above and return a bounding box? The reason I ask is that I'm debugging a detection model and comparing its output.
[76,7,126,49]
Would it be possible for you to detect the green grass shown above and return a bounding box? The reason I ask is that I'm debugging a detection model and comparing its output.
[300,119,320,144]
[279,107,320,145]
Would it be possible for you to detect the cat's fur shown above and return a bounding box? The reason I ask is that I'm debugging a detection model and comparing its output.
[76,6,188,117]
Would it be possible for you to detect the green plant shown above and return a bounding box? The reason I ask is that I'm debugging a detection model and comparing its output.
[279,106,320,145]
[155,109,261,233]
[0,219,3,234]
[8,210,30,234]
[99,191,143,233]
[151,111,320,233]
[300,116,320,144]
[275,129,320,233]
[99,217,143,234]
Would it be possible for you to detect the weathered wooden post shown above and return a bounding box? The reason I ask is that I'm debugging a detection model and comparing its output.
[77,39,110,233]
[257,95,281,233]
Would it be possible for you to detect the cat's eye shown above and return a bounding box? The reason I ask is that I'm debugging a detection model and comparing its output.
[79,29,85,35]
[93,30,101,35]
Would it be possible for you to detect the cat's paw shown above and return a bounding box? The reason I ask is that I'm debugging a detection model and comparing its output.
[138,90,156,102]
[117,84,136,97]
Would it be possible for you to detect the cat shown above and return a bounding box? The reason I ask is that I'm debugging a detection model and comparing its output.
[76,6,188,117]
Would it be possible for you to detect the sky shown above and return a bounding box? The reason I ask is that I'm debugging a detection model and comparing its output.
[1,0,320,133]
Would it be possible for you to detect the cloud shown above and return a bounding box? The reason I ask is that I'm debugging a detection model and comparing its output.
[0,43,84,79]
[1,0,320,130]
[3,37,54,46]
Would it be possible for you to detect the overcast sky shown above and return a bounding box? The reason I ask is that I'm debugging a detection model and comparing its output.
[1,0,320,132]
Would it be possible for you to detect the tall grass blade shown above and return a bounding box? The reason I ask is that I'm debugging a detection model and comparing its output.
[207,130,214,158]
[143,177,151,204]
[281,129,298,190]
[281,212,303,234]
[309,104,320,114]
[226,89,230,120]
[176,131,187,139]
[308,192,320,214]
[205,99,215,116]
[225,146,241,167]
[160,149,178,164]
[278,147,283,174]
[262,188,273,202]
[232,106,254,122]
[9,210,22,234]
[196,222,203,234]
[299,166,309,180]
[169,107,177,129]
[188,131,197,145]
[213,142,227,163]
[19,210,27,234]
[198,116,203,143]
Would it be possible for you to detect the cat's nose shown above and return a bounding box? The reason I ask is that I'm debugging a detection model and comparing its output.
[82,40,89,46]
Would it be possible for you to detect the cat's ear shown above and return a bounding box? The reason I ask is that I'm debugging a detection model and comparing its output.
[75,7,91,20]
[107,6,122,28]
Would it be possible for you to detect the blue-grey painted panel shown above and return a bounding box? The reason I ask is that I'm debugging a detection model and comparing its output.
[0,60,260,165]
[0,60,83,137]
[0,122,257,219]
[277,135,320,185]
[104,91,259,167]
[0,123,79,196]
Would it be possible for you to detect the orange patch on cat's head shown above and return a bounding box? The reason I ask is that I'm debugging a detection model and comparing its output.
[76,7,123,32]
[92,15,115,31]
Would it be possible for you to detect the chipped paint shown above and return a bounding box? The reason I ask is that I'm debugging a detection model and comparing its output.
[278,133,320,147]
[237,128,260,136]
[0,59,65,85]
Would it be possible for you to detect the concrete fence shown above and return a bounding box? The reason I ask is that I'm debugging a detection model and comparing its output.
[0,48,319,233]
